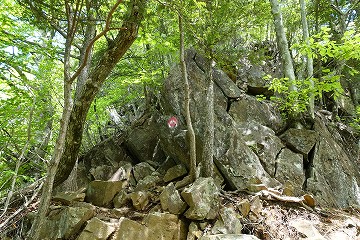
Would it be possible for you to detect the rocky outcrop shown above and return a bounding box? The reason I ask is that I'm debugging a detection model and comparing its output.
[62,49,360,209]
[28,49,360,240]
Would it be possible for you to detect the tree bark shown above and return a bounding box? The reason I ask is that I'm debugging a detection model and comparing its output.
[300,0,315,120]
[54,0,147,187]
[269,0,296,85]
[179,12,197,182]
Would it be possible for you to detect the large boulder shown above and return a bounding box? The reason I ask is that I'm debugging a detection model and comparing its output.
[112,217,148,240]
[160,182,187,215]
[236,121,284,176]
[228,95,284,133]
[144,212,187,240]
[77,217,115,240]
[214,122,279,191]
[275,148,305,195]
[125,118,166,163]
[181,177,220,220]
[37,202,95,239]
[85,180,126,207]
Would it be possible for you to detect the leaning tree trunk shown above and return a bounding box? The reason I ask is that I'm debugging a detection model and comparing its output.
[54,0,147,187]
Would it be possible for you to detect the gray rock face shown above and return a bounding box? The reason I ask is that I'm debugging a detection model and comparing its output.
[237,121,284,176]
[52,191,85,205]
[306,118,360,207]
[181,178,219,220]
[125,118,166,163]
[228,95,284,133]
[214,125,279,191]
[85,180,126,207]
[163,164,188,182]
[275,148,305,195]
[133,162,155,182]
[213,69,243,99]
[113,190,129,208]
[280,128,319,155]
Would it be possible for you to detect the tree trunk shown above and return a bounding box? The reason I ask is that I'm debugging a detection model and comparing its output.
[269,0,296,85]
[54,0,147,187]
[299,0,315,120]
[179,12,197,182]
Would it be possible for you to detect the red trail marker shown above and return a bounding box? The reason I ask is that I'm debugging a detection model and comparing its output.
[167,116,178,128]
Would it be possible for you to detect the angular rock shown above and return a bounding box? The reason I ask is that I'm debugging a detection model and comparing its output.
[275,148,305,194]
[214,125,279,191]
[160,182,187,214]
[112,217,148,240]
[245,65,273,97]
[228,95,283,133]
[144,212,187,240]
[280,128,318,155]
[77,217,115,240]
[133,162,155,182]
[211,207,242,234]
[113,189,129,208]
[236,121,284,176]
[187,222,202,240]
[85,180,126,207]
[135,174,161,191]
[213,69,242,98]
[38,203,95,239]
[109,161,132,181]
[130,191,149,210]
[200,234,261,240]
[181,177,219,220]
[125,118,166,163]
[65,136,133,191]
[52,191,85,205]
[238,199,251,217]
[163,164,188,182]
[306,118,360,207]
[90,165,116,180]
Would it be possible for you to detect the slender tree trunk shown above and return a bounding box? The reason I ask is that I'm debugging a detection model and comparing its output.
[269,0,296,85]
[270,0,299,124]
[300,0,315,120]
[28,5,76,235]
[179,12,197,182]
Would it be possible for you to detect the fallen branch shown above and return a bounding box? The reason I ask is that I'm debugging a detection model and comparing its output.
[0,181,43,232]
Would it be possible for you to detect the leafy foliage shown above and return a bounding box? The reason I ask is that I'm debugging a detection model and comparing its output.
[268,74,343,116]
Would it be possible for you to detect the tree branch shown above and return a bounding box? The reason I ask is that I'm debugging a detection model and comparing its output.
[69,0,124,84]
